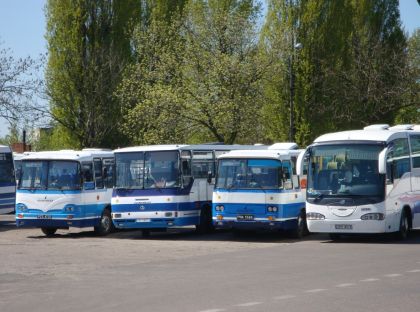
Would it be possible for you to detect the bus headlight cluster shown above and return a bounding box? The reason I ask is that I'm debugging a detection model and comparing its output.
[64,205,76,212]
[361,213,384,221]
[267,206,278,212]
[215,205,224,212]
[16,203,28,212]
[307,212,325,220]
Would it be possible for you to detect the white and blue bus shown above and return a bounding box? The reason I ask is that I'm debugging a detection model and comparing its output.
[212,144,307,237]
[111,144,266,236]
[0,145,16,214]
[297,124,420,240]
[15,149,115,236]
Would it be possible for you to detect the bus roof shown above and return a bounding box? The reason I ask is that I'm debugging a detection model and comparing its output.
[114,144,269,153]
[314,126,420,145]
[0,145,12,153]
[218,149,304,160]
[21,150,114,162]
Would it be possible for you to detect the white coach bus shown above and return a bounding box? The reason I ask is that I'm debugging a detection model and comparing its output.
[111,144,266,236]
[15,149,115,236]
[297,124,420,240]
[212,143,307,237]
[0,145,16,214]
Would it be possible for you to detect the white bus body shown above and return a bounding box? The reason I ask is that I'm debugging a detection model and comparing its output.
[15,149,115,236]
[111,144,267,234]
[297,124,420,238]
[212,147,307,237]
[0,145,16,214]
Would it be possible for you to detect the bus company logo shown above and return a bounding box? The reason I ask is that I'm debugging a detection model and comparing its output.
[37,198,53,202]
[139,205,145,211]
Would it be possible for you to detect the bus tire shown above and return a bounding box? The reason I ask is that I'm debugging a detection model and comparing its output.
[289,211,307,239]
[196,205,214,234]
[94,208,114,236]
[41,227,57,236]
[395,209,409,240]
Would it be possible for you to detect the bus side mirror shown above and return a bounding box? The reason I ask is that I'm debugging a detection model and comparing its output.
[207,171,212,184]
[378,148,388,174]
[296,150,306,176]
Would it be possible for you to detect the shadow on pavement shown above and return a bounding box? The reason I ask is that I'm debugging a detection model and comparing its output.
[26,226,321,244]
[321,229,420,244]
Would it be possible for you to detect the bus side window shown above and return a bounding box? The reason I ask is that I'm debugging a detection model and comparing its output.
[391,138,410,181]
[291,156,300,189]
[94,158,104,189]
[409,135,420,168]
[282,161,293,190]
[102,158,114,188]
[192,151,214,178]
[181,151,192,186]
[82,162,94,190]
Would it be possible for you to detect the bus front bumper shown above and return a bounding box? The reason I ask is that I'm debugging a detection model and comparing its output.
[15,214,99,228]
[307,219,387,234]
[213,217,298,231]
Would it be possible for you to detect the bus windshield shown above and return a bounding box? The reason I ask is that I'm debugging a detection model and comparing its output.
[19,160,81,190]
[0,153,15,184]
[115,151,180,189]
[216,159,282,190]
[307,144,385,199]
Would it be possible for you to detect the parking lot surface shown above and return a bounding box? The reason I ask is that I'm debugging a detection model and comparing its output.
[2,214,420,312]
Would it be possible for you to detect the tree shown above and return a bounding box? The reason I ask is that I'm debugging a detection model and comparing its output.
[261,0,409,146]
[45,0,141,148]
[0,43,44,127]
[118,0,267,145]
[395,28,420,123]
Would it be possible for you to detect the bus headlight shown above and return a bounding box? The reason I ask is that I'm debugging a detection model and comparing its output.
[307,212,325,220]
[267,206,278,212]
[16,203,28,212]
[361,213,384,221]
[64,205,76,212]
[215,205,224,212]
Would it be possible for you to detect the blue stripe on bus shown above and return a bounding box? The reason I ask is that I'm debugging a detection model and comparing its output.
[16,218,99,228]
[113,216,200,229]
[0,182,15,187]
[212,202,304,219]
[112,201,208,213]
[15,203,110,228]
[214,188,299,194]
[214,218,298,231]
[0,192,16,199]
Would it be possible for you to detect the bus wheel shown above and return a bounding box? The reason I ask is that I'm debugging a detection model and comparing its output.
[94,209,114,236]
[41,227,57,236]
[395,210,409,240]
[289,211,307,239]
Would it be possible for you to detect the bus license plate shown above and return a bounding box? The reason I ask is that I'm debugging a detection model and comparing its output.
[335,224,352,230]
[136,218,151,222]
[37,215,52,219]
[237,215,254,221]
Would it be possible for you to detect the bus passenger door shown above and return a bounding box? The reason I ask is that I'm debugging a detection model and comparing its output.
[409,135,420,227]
[93,158,105,220]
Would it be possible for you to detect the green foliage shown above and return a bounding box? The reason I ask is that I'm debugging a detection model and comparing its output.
[117,0,267,145]
[45,0,141,148]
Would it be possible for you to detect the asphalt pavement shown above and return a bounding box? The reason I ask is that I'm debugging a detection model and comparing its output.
[1,214,420,312]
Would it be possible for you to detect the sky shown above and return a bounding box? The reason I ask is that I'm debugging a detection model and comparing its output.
[0,0,419,138]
